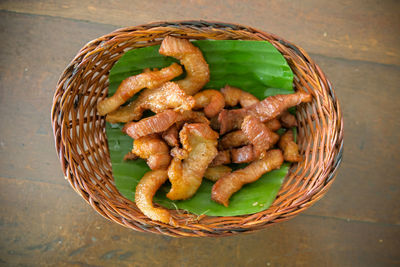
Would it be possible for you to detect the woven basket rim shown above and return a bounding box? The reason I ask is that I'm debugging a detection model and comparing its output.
[51,20,344,237]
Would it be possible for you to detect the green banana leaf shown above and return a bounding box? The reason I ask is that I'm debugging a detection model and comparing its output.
[106,40,294,216]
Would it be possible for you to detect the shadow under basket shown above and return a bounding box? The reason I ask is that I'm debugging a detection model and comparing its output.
[51,21,343,237]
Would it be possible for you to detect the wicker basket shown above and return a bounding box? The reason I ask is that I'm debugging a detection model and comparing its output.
[51,21,343,237]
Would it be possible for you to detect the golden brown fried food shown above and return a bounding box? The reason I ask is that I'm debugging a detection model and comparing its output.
[159,36,210,95]
[221,85,259,108]
[176,110,210,124]
[162,125,179,147]
[279,130,302,162]
[193,89,225,118]
[204,165,232,182]
[97,63,182,115]
[135,170,175,225]
[248,91,312,122]
[123,151,138,161]
[264,118,282,131]
[123,110,179,139]
[209,115,220,131]
[230,145,261,164]
[210,150,231,166]
[219,130,250,150]
[241,116,279,152]
[170,147,189,160]
[105,101,136,123]
[280,110,298,128]
[219,118,281,150]
[135,82,195,114]
[167,123,218,200]
[122,109,210,140]
[174,110,210,131]
[106,82,195,123]
[219,92,311,134]
[132,134,171,170]
[218,108,248,134]
[212,149,284,207]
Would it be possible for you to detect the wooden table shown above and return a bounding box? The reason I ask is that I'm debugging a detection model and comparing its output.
[0,1,399,266]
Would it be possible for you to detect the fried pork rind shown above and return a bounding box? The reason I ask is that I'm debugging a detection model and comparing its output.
[230,115,280,163]
[264,118,282,131]
[204,165,232,182]
[123,110,179,139]
[97,63,182,115]
[167,123,218,200]
[123,109,211,140]
[219,130,249,150]
[112,36,309,222]
[279,130,302,162]
[210,150,231,166]
[280,110,298,128]
[219,92,311,134]
[162,125,179,147]
[170,147,189,160]
[176,110,210,125]
[212,149,284,207]
[106,101,137,124]
[241,116,279,152]
[132,134,171,170]
[248,91,311,122]
[209,115,220,131]
[218,108,248,134]
[221,85,259,108]
[123,151,138,161]
[106,82,195,123]
[230,145,261,164]
[159,36,210,95]
[219,118,281,150]
[135,170,176,225]
[193,89,225,118]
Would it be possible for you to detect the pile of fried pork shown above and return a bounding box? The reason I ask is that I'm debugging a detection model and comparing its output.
[97,36,311,225]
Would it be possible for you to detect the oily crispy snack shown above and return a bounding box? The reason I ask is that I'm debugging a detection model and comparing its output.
[113,36,307,223]
[210,150,231,167]
[279,130,302,162]
[123,151,138,161]
[219,118,281,150]
[135,170,175,225]
[212,149,284,207]
[209,115,220,131]
[159,36,210,95]
[204,165,232,182]
[264,118,282,131]
[219,92,311,134]
[162,125,179,147]
[123,110,180,139]
[170,147,189,160]
[247,91,312,122]
[167,123,218,200]
[219,130,250,150]
[218,108,248,135]
[97,63,182,115]
[280,110,298,128]
[193,89,225,118]
[176,110,210,125]
[106,82,195,123]
[241,116,279,152]
[230,145,261,164]
[132,134,171,170]
[220,85,259,108]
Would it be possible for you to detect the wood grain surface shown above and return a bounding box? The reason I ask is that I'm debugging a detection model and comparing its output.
[0,1,399,266]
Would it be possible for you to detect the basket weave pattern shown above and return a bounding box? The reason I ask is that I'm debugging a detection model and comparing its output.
[51,21,343,237]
